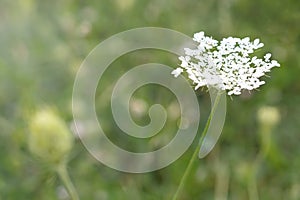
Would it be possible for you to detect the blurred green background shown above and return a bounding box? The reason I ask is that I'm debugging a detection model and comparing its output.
[0,0,299,199]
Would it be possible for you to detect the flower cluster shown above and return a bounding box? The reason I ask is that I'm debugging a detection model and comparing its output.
[172,32,280,95]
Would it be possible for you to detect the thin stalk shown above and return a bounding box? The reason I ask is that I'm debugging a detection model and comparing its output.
[172,92,222,200]
[248,168,259,200]
[57,163,79,200]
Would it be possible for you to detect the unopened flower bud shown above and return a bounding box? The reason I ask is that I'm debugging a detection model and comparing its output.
[28,108,73,164]
[257,106,280,157]
[257,106,280,127]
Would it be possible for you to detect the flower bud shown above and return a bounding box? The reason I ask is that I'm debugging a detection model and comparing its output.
[257,106,280,127]
[28,108,73,165]
[256,106,280,157]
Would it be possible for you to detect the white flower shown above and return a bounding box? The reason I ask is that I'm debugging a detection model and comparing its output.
[171,67,183,77]
[172,32,280,95]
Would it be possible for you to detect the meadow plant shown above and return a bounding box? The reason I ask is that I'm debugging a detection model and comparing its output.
[28,108,79,200]
[172,32,280,200]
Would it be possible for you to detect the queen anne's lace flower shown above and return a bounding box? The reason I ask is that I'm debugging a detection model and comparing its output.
[172,32,280,95]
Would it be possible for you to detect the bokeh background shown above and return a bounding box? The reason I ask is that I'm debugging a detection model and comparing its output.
[0,0,299,199]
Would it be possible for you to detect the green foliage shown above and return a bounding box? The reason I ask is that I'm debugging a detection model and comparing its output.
[0,0,299,199]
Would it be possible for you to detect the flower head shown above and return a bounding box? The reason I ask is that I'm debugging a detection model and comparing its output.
[172,31,280,95]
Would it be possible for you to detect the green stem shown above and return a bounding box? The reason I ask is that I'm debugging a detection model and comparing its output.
[57,163,79,200]
[247,136,265,200]
[172,92,222,200]
[248,174,259,200]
